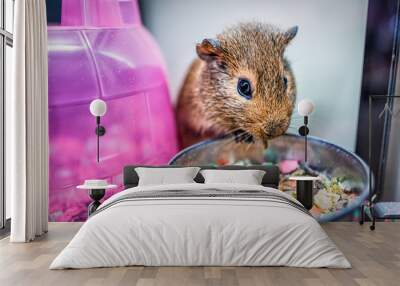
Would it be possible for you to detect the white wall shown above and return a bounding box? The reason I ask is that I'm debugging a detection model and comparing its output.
[140,0,368,151]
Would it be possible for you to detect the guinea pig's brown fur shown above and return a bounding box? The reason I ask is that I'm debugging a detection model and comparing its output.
[176,22,298,148]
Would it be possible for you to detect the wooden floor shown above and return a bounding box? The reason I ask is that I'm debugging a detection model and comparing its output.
[0,222,399,286]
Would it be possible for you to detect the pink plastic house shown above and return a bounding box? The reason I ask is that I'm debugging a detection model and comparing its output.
[48,0,178,221]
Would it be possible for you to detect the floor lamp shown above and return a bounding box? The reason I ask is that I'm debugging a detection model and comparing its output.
[297,99,315,163]
[89,99,107,162]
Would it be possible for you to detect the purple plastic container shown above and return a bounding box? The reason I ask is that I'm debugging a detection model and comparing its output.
[48,0,178,221]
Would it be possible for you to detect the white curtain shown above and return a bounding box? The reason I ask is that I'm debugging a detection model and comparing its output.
[8,0,49,242]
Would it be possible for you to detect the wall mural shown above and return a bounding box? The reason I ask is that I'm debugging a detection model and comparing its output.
[47,0,396,222]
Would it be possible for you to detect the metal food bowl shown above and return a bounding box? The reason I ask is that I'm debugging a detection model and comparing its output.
[169,133,370,222]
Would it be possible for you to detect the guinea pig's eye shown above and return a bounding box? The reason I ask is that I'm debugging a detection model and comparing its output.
[237,78,252,100]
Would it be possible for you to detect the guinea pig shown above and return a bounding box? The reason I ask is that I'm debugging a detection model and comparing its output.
[176,22,298,148]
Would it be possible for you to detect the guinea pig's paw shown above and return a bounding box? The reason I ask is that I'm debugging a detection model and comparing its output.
[233,130,254,144]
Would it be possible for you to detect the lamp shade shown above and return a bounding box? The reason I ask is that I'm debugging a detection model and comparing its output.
[89,99,107,117]
[297,99,315,116]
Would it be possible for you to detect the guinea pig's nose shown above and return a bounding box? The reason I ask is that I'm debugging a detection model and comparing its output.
[264,119,285,136]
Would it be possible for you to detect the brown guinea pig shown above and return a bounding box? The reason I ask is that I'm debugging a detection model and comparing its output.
[176,22,298,148]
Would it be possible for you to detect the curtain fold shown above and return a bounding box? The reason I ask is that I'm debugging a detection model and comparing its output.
[8,0,49,242]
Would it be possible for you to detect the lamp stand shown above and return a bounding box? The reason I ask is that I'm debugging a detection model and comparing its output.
[95,116,106,163]
[88,188,105,216]
[298,116,309,163]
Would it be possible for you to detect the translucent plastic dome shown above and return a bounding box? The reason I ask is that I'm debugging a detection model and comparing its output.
[48,0,178,221]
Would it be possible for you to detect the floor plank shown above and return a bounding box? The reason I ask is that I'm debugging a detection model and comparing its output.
[0,222,398,286]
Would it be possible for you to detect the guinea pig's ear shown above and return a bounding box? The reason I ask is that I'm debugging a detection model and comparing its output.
[282,26,298,45]
[196,38,222,62]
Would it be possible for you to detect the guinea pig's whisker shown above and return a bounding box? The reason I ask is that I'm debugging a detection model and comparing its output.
[221,129,245,144]
[223,135,237,143]
[292,111,304,117]
[223,131,247,145]
[225,138,237,147]
[237,132,252,142]
[290,116,305,120]
[245,140,253,152]
[224,127,244,137]
[235,133,253,149]
[241,133,252,142]
[290,120,305,123]
[290,114,304,117]
[227,128,244,135]
[230,131,253,145]
[292,111,312,118]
